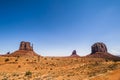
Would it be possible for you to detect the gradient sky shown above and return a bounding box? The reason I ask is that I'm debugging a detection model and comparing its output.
[0,0,120,56]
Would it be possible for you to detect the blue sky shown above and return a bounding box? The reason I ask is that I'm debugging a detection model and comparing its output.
[0,0,120,56]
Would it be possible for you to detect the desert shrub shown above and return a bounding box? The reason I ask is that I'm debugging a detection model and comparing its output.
[34,59,36,62]
[50,68,52,70]
[44,58,47,60]
[51,58,53,60]
[25,71,32,76]
[108,63,117,70]
[18,65,21,68]
[17,56,20,58]
[35,67,37,70]
[56,59,59,60]
[12,73,19,77]
[2,76,8,80]
[50,63,55,66]
[88,72,96,77]
[15,59,18,62]
[5,58,9,62]
[26,59,29,61]
[105,59,109,62]
[2,78,7,80]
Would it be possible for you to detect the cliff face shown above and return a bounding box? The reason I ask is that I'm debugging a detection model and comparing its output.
[19,41,33,51]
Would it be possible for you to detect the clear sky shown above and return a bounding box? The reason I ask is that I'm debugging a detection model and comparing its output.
[0,0,120,56]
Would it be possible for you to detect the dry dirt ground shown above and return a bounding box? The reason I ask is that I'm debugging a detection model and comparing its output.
[0,56,120,80]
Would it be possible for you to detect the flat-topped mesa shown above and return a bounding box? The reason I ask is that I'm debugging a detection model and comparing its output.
[91,42,107,54]
[86,42,120,61]
[19,41,33,51]
[5,41,39,57]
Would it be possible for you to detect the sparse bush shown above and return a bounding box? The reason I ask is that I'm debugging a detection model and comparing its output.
[35,67,37,70]
[108,64,117,70]
[26,59,29,61]
[50,68,52,70]
[51,58,53,60]
[2,76,8,80]
[56,59,59,60]
[18,65,21,68]
[2,78,7,80]
[12,73,19,77]
[17,56,20,58]
[34,60,36,62]
[15,59,18,62]
[5,58,9,62]
[44,58,47,60]
[25,71,32,76]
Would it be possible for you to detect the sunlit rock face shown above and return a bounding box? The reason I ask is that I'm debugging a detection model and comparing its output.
[91,42,107,54]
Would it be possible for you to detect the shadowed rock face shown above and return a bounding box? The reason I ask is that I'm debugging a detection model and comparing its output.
[72,50,77,55]
[70,50,80,57]
[91,42,107,54]
[19,41,33,51]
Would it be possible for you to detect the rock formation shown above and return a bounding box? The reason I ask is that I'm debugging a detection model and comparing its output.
[19,41,33,51]
[86,42,120,61]
[5,41,39,57]
[72,50,77,55]
[91,42,107,54]
[70,50,80,57]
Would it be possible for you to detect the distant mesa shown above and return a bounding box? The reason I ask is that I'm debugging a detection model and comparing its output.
[5,41,39,57]
[1,41,120,61]
[86,42,120,61]
[91,42,107,54]
[70,50,80,57]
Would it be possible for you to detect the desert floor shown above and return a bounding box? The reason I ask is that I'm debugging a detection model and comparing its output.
[0,56,120,80]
